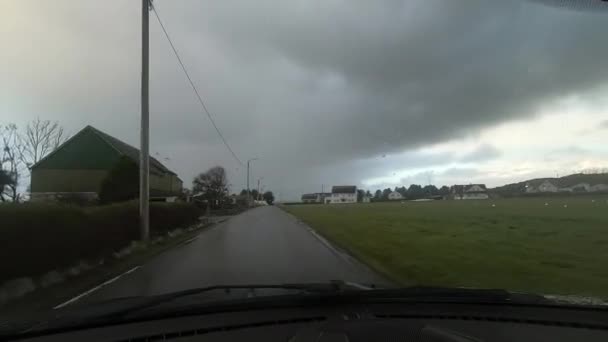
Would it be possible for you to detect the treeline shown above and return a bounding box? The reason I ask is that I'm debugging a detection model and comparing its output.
[364,184,451,201]
[191,166,275,207]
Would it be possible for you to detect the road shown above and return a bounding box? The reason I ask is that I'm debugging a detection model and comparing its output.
[75,206,389,305]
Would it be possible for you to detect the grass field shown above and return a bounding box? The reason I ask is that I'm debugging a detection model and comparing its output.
[283,197,608,298]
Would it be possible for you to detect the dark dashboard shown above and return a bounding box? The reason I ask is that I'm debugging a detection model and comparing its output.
[15,301,608,342]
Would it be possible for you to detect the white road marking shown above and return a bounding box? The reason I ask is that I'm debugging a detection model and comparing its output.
[53,266,141,309]
[180,236,199,246]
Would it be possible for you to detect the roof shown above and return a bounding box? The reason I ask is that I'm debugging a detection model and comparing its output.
[31,125,177,177]
[332,186,356,194]
[87,126,175,176]
[301,193,318,200]
[465,184,487,192]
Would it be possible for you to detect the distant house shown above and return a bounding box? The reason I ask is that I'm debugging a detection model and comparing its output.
[301,193,319,203]
[388,191,404,201]
[463,184,489,199]
[328,186,357,204]
[451,184,488,200]
[301,193,331,204]
[570,183,591,192]
[538,181,559,193]
[30,125,182,202]
[362,194,372,203]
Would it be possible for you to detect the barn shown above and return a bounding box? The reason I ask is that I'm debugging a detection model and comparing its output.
[29,125,182,202]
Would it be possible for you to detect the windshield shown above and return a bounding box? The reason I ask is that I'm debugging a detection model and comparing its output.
[1,0,608,322]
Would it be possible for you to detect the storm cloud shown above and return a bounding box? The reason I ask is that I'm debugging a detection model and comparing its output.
[2,0,608,200]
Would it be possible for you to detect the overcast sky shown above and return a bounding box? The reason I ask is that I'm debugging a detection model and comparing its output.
[2,0,607,200]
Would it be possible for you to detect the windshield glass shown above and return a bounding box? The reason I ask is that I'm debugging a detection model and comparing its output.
[1,0,608,322]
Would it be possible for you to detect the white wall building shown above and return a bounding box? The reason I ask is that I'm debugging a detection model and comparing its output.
[388,191,404,200]
[462,184,489,200]
[452,184,489,200]
[328,186,357,204]
[538,181,559,193]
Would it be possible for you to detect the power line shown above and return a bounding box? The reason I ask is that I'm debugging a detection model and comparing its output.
[150,2,243,166]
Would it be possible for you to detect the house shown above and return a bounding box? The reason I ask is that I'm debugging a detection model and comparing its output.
[538,181,559,193]
[570,183,591,192]
[328,185,357,204]
[388,191,404,201]
[301,193,320,203]
[301,192,331,203]
[463,184,489,199]
[451,184,488,200]
[362,194,372,203]
[30,125,182,202]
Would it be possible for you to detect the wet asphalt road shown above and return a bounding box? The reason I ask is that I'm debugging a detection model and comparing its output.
[76,206,388,305]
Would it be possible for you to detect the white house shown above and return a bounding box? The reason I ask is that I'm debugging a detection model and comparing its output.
[362,195,372,203]
[570,183,591,192]
[462,184,489,200]
[388,191,404,200]
[328,186,357,204]
[452,184,489,200]
[538,181,558,193]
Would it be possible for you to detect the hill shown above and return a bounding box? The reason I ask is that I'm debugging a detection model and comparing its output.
[490,173,608,197]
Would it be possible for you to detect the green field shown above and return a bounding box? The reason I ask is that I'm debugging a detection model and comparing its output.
[283,197,608,298]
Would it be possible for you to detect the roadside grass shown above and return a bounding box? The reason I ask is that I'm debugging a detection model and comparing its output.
[283,197,608,298]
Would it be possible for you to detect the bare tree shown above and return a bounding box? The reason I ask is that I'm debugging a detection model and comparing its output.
[1,124,26,202]
[20,118,68,168]
[192,166,228,208]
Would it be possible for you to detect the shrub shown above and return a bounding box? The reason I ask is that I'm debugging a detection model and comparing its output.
[0,201,202,283]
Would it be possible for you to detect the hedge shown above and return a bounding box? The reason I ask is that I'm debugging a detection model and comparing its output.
[0,201,202,283]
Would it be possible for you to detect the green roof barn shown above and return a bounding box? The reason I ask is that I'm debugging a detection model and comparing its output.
[30,125,182,201]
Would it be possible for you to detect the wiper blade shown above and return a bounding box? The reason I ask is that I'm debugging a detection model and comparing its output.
[17,281,368,336]
[362,286,549,304]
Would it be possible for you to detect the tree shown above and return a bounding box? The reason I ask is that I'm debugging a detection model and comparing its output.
[1,124,26,202]
[396,186,407,196]
[20,118,68,168]
[422,185,438,197]
[239,189,248,196]
[407,184,423,199]
[365,190,372,198]
[192,166,228,208]
[263,191,275,205]
[357,189,365,202]
[99,157,139,203]
[250,189,259,200]
[439,185,450,196]
[0,170,14,200]
[382,188,392,200]
[374,189,382,199]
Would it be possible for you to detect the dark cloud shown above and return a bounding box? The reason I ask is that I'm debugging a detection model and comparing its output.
[2,1,608,199]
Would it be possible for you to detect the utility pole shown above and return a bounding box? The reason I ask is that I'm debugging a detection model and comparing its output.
[139,0,150,241]
[246,158,258,205]
[257,177,263,200]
